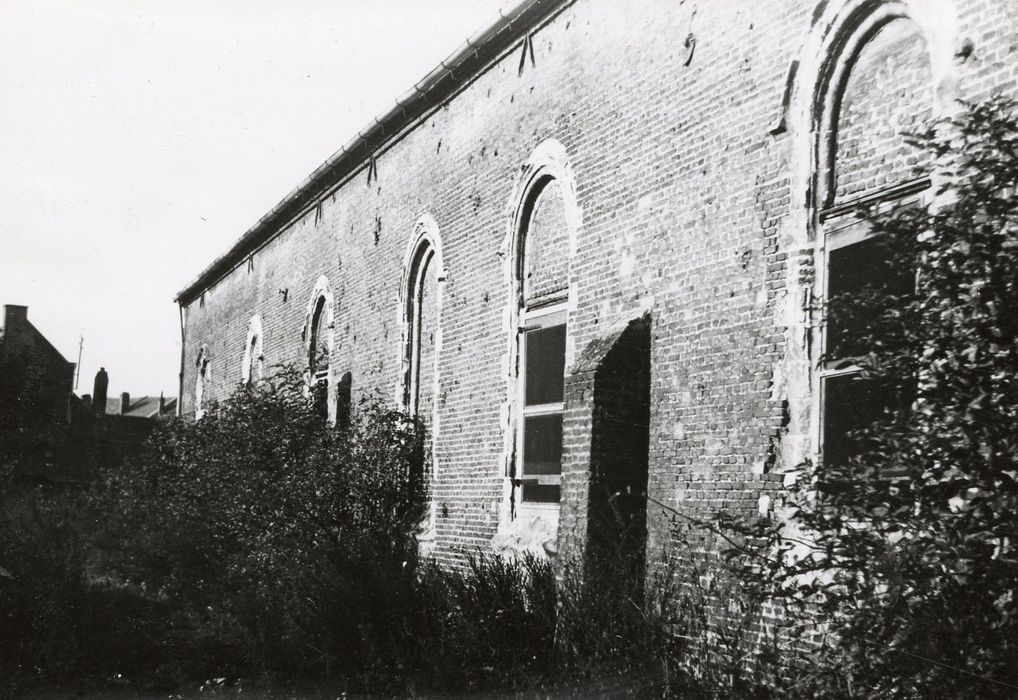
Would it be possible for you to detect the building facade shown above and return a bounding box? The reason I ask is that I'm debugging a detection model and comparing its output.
[175,0,1018,568]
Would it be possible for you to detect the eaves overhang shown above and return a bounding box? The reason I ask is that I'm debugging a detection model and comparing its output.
[175,0,569,305]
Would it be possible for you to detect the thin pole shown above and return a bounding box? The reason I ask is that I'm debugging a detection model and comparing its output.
[74,335,83,390]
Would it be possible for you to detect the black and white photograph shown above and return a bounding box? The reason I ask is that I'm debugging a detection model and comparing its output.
[2,0,1018,697]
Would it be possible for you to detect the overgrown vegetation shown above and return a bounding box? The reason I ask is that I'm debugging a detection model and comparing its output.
[0,362,765,697]
[3,368,430,693]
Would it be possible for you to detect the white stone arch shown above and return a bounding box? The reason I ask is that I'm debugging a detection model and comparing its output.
[302,275,336,423]
[500,138,583,299]
[241,313,264,384]
[495,138,582,544]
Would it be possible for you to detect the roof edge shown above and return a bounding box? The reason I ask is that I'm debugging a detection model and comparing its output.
[175,0,567,305]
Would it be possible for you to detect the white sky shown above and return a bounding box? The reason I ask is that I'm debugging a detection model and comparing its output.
[0,0,510,398]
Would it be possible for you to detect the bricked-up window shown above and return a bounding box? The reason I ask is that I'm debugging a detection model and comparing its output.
[827,20,932,206]
[516,177,570,506]
[816,15,931,470]
[523,179,569,304]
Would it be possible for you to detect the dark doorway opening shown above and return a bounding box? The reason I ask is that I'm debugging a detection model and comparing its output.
[585,318,651,598]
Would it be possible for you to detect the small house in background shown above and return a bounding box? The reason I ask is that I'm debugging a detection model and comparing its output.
[0,304,76,418]
[0,303,175,483]
[80,390,177,419]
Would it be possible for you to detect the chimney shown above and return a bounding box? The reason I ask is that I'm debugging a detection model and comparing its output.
[159,392,166,415]
[120,392,130,416]
[81,394,91,407]
[2,305,28,334]
[93,368,108,415]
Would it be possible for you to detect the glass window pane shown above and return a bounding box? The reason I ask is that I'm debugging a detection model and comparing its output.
[524,413,563,475]
[822,372,887,469]
[525,324,565,405]
[522,413,562,504]
[827,236,914,360]
[522,483,560,504]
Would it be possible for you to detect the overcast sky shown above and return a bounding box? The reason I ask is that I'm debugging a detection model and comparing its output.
[0,0,510,398]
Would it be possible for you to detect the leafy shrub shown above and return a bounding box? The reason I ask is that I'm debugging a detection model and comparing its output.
[410,553,556,692]
[93,367,427,683]
[0,481,171,692]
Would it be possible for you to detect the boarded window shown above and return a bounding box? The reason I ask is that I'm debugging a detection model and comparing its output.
[522,414,563,503]
[515,174,570,508]
[819,16,929,472]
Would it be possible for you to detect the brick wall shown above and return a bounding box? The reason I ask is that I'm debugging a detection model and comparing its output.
[178,0,1018,568]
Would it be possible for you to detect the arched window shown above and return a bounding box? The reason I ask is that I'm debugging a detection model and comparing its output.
[515,176,571,507]
[309,296,328,383]
[194,345,210,420]
[399,217,444,543]
[814,10,933,470]
[304,275,336,424]
[241,314,264,385]
[400,218,443,423]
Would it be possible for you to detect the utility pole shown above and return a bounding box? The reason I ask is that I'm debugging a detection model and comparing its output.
[74,335,83,390]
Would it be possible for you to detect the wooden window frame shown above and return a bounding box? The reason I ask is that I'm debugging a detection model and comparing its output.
[814,179,929,467]
[516,302,567,508]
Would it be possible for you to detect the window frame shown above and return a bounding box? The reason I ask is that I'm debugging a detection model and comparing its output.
[308,295,329,386]
[246,334,261,384]
[516,301,567,509]
[241,314,264,386]
[813,182,929,467]
[403,243,437,416]
[194,348,210,420]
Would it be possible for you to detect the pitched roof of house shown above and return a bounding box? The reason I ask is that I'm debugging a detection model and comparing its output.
[103,395,177,419]
[174,0,568,305]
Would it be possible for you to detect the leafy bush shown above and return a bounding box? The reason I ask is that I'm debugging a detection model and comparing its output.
[0,482,171,693]
[95,367,428,683]
[411,553,556,692]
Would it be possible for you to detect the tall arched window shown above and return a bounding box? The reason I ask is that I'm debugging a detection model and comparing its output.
[400,218,443,423]
[399,217,444,542]
[309,296,328,384]
[304,275,336,424]
[515,176,571,507]
[242,314,264,385]
[814,8,933,470]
